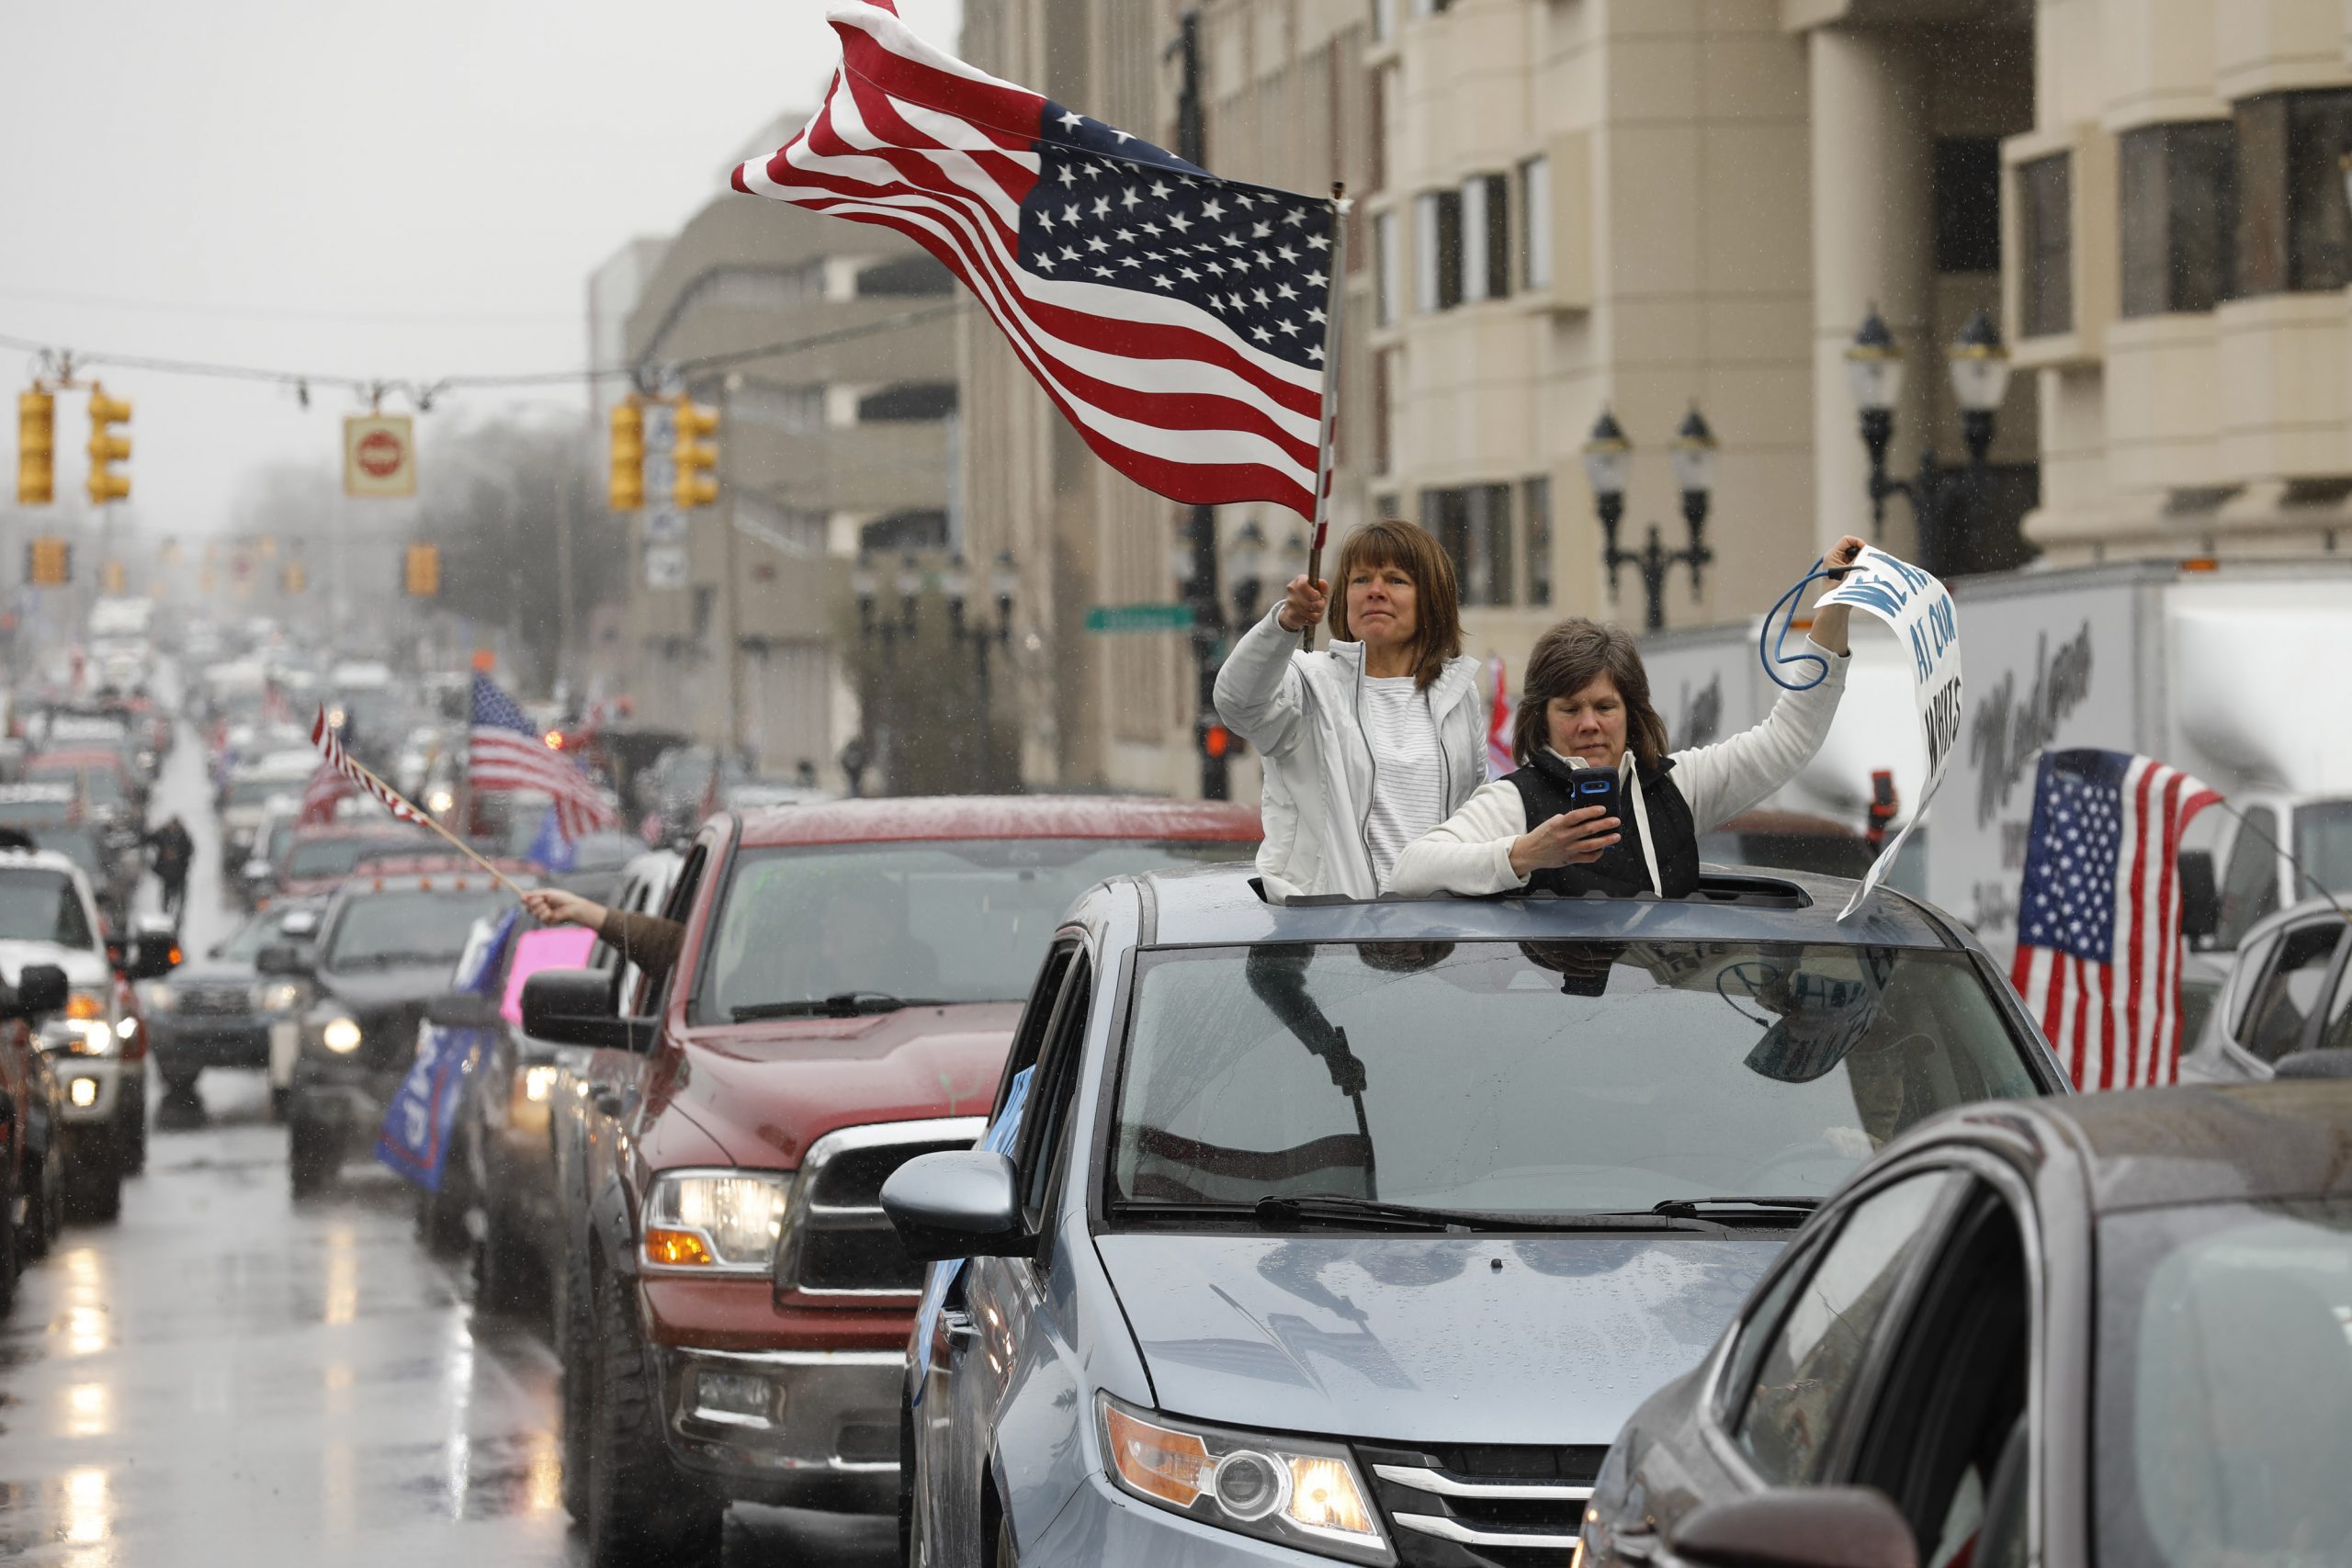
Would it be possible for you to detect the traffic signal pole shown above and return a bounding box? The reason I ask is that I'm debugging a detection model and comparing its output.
[1170,9,1227,802]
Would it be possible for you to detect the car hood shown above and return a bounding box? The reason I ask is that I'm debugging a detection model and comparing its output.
[0,940,110,988]
[312,964,452,1012]
[169,956,260,987]
[1094,1233,1784,1448]
[670,1002,1021,1166]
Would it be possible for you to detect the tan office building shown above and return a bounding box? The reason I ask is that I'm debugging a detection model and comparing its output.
[614,118,960,786]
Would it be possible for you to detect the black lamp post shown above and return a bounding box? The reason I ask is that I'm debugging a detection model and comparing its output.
[943,550,1018,792]
[1845,305,2011,575]
[1582,405,1717,634]
[1227,521,1270,626]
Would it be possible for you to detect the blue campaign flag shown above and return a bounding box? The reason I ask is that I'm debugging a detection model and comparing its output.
[376,908,519,1191]
[909,1066,1033,1404]
[523,805,575,873]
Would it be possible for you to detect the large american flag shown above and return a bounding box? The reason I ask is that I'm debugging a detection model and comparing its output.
[732,0,1336,519]
[2009,749,2221,1090]
[310,708,426,827]
[469,674,616,840]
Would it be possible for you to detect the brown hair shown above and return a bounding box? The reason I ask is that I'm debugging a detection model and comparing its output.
[1327,520,1462,691]
[1510,617,1671,771]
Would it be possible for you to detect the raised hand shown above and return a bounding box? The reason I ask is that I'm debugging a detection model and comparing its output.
[1275,574,1329,634]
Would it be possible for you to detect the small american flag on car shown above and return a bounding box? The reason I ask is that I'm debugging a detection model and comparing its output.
[2009,749,2222,1090]
[469,675,616,841]
[310,708,425,828]
[732,0,1338,519]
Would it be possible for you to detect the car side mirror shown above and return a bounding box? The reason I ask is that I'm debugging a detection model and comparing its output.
[520,968,650,1052]
[1670,1488,1918,1568]
[6,964,69,1022]
[2178,850,2220,946]
[425,991,503,1031]
[879,1149,1030,1263]
[254,943,314,978]
[128,918,182,983]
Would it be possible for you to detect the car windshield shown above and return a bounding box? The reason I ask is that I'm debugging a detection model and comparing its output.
[2293,801,2352,894]
[29,830,102,882]
[0,868,94,950]
[219,908,309,962]
[1112,941,2042,1217]
[692,839,1258,1023]
[29,767,118,807]
[2097,1194,2352,1567]
[0,788,76,828]
[324,888,516,971]
[286,836,421,879]
[230,777,303,808]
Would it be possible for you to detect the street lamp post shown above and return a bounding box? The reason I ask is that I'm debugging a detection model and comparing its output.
[1844,305,2011,575]
[944,550,1019,793]
[1227,521,1271,626]
[1581,405,1718,634]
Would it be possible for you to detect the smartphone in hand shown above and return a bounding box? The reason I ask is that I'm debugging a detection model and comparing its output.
[1564,766,1620,824]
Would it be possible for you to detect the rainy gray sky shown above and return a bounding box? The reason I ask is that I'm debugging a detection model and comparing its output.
[0,0,962,538]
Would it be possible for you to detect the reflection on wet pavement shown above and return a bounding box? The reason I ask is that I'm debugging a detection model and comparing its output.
[0,733,895,1566]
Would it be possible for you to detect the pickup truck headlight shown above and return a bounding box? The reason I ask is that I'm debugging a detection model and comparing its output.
[642,1168,791,1271]
[254,981,305,1015]
[45,988,119,1055]
[320,1017,363,1054]
[141,981,177,1013]
[1097,1393,1390,1563]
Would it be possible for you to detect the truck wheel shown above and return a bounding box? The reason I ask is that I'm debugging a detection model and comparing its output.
[268,1087,289,1122]
[0,1162,21,1315]
[288,1119,337,1199]
[557,1241,595,1523]
[120,1090,146,1176]
[62,1129,121,1224]
[27,1137,62,1258]
[587,1262,724,1566]
[475,1203,531,1321]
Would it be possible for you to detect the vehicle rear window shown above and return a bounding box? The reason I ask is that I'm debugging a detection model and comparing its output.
[0,868,93,950]
[30,830,102,882]
[1112,941,2043,1217]
[230,777,303,808]
[692,838,1257,1024]
[0,786,78,828]
[287,836,424,879]
[324,888,516,972]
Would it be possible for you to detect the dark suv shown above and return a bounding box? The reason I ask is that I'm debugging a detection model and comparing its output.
[274,866,526,1195]
[883,867,2066,1568]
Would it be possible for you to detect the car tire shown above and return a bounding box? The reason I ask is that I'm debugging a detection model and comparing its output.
[159,1067,199,1099]
[586,1260,724,1566]
[268,1087,289,1122]
[27,1136,62,1258]
[557,1238,595,1524]
[0,1160,21,1316]
[62,1128,120,1224]
[288,1118,337,1199]
[475,1201,529,1321]
[418,1173,470,1258]
[119,1090,146,1176]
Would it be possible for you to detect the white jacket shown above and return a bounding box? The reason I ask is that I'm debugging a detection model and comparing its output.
[1386,638,1851,898]
[1214,604,1487,900]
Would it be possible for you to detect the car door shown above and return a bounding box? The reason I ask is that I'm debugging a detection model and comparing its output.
[947,942,1095,1564]
[2318,937,2352,1056]
[1603,1166,1970,1564]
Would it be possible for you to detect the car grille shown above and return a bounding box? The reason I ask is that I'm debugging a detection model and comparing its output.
[1356,1443,1607,1567]
[177,984,254,1018]
[772,1117,987,1300]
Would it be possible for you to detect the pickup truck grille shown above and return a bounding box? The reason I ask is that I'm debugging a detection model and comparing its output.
[1357,1442,1608,1568]
[176,983,254,1018]
[772,1117,988,1301]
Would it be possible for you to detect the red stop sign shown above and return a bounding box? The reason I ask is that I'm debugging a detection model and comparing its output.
[356,428,405,479]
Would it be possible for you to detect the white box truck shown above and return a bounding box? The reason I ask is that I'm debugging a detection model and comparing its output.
[1638,558,2352,966]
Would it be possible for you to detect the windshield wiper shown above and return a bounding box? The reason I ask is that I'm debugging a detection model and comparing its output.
[729,992,941,1022]
[1112,1195,1716,1235]
[1647,1196,1822,1224]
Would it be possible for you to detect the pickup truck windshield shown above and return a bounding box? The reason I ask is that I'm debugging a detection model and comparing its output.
[324,888,515,971]
[0,868,94,950]
[286,835,424,880]
[693,839,1257,1023]
[1113,941,2041,1218]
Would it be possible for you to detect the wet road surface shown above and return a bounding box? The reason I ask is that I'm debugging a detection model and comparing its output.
[0,721,892,1565]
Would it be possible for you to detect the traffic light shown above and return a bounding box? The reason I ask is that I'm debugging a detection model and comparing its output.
[404,542,441,597]
[1198,720,1235,761]
[85,384,130,506]
[25,537,71,587]
[282,561,307,595]
[17,389,53,505]
[672,396,719,509]
[100,559,125,596]
[608,400,645,512]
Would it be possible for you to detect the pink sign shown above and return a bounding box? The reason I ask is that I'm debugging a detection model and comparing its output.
[503,927,596,1025]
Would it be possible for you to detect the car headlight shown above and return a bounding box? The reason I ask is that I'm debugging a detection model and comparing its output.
[254,981,304,1014]
[46,988,119,1055]
[641,1168,791,1272]
[1097,1393,1389,1563]
[321,1017,362,1054]
[141,981,177,1013]
[522,1064,559,1103]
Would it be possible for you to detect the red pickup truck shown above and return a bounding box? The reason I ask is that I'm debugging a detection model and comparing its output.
[526,795,1261,1564]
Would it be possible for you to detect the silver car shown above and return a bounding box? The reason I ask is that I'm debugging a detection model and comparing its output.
[883,865,2065,1567]
[2176,895,2352,1082]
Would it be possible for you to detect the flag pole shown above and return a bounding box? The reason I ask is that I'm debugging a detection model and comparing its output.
[1301,180,1348,652]
[358,752,529,896]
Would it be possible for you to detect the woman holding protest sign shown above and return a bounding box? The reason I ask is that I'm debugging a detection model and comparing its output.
[1387,534,1870,900]
[1216,519,1537,900]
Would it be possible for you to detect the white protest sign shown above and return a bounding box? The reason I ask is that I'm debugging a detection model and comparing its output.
[1819,546,1962,920]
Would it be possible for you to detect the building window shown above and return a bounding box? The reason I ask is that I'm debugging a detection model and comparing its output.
[1461,174,1510,302]
[2120,121,2236,317]
[2017,152,2073,338]
[2234,90,2352,296]
[855,254,955,297]
[1373,348,1395,475]
[1520,155,1552,291]
[1374,209,1400,326]
[855,382,958,422]
[1409,0,1453,15]
[1523,477,1552,606]
[1933,138,2001,273]
[1423,483,1513,607]
[1415,189,1464,311]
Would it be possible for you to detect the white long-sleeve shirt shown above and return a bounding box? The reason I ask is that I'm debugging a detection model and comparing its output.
[1386,639,1851,898]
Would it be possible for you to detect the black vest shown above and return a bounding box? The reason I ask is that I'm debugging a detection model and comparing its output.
[1504,750,1702,897]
